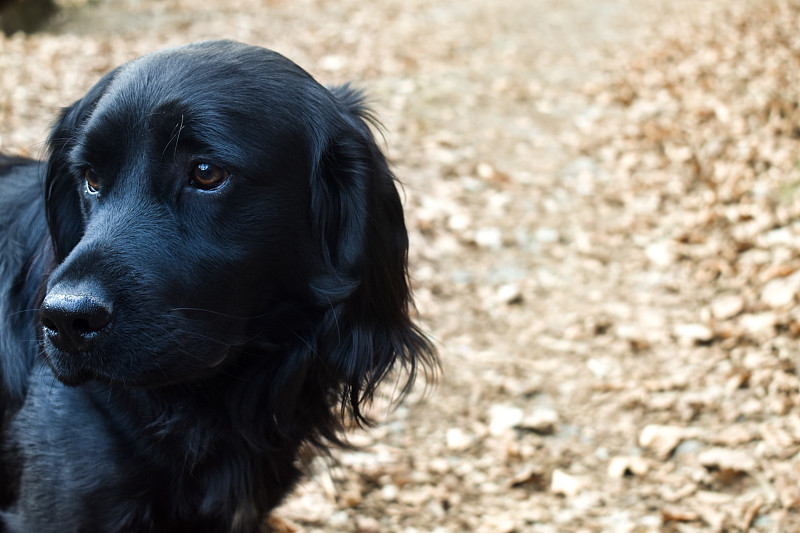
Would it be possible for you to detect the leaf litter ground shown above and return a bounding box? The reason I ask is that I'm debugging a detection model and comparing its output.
[2,0,800,531]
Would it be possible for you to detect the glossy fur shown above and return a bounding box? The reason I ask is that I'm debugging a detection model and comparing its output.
[0,41,436,532]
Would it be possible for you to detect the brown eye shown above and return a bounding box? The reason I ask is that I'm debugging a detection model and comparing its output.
[191,163,230,191]
[85,169,100,194]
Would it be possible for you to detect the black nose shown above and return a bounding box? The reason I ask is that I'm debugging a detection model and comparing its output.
[40,288,113,352]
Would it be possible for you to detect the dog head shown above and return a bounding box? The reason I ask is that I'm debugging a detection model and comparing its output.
[41,41,436,419]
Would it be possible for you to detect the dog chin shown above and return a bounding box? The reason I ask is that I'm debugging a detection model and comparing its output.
[43,351,95,387]
[43,345,144,388]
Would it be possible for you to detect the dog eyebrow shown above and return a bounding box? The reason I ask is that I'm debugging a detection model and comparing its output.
[67,145,90,173]
[162,114,185,159]
[183,128,250,171]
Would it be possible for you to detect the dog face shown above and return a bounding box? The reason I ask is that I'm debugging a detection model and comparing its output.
[40,41,433,397]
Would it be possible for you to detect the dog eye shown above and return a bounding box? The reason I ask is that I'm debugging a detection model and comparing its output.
[190,163,230,191]
[85,169,100,194]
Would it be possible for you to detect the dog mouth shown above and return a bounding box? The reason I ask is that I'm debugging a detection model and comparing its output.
[38,282,239,387]
[42,337,233,389]
[41,345,98,387]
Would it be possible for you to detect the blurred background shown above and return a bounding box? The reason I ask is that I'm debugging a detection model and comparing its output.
[3,0,800,531]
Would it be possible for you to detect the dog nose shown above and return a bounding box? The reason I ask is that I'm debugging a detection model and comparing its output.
[40,288,113,352]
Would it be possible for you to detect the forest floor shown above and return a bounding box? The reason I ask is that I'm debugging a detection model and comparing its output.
[3,0,800,531]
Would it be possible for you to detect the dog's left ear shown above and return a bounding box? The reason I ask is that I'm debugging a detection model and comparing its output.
[311,85,438,423]
[44,69,118,262]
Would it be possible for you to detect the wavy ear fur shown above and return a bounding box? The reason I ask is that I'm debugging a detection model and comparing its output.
[311,85,438,425]
[45,69,118,262]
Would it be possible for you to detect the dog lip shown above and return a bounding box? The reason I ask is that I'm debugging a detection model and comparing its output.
[43,340,235,389]
[42,349,94,387]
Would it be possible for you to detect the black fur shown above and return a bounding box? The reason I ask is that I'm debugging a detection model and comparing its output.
[0,41,436,532]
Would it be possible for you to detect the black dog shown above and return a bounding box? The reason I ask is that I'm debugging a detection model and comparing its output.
[0,40,436,532]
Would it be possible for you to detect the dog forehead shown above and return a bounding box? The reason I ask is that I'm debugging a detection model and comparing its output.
[84,42,322,149]
[103,49,248,118]
[111,41,313,112]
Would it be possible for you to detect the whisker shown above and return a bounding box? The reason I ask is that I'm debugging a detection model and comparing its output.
[4,307,42,319]
[161,115,185,159]
[140,332,179,381]
[150,323,232,348]
[169,307,255,321]
[142,329,241,380]
[173,115,184,160]
[17,340,44,346]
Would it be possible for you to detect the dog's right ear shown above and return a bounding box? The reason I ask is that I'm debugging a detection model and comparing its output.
[45,69,118,262]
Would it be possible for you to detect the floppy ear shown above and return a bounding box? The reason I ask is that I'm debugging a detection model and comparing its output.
[45,69,117,262]
[311,85,438,423]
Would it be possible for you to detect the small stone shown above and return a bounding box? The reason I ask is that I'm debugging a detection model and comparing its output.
[329,511,349,527]
[673,439,705,458]
[607,456,649,478]
[710,294,744,320]
[319,54,346,71]
[355,516,381,533]
[488,404,524,436]
[446,427,474,451]
[496,283,523,305]
[517,406,559,435]
[645,241,675,268]
[476,162,497,180]
[550,469,585,497]
[536,267,559,288]
[761,275,800,309]
[673,323,713,343]
[586,357,614,379]
[763,227,794,246]
[661,508,701,524]
[474,227,503,249]
[447,213,471,231]
[460,175,486,192]
[429,458,450,474]
[380,484,399,501]
[698,447,756,472]
[614,324,640,340]
[534,227,560,243]
[739,313,776,338]
[341,489,363,508]
[476,516,516,533]
[509,467,548,490]
[639,425,700,459]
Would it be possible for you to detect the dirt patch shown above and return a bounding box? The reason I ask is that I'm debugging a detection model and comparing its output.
[2,0,800,531]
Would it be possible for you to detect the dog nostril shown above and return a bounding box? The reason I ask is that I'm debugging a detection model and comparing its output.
[40,292,113,352]
[73,318,93,335]
[74,306,112,333]
[41,316,58,333]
